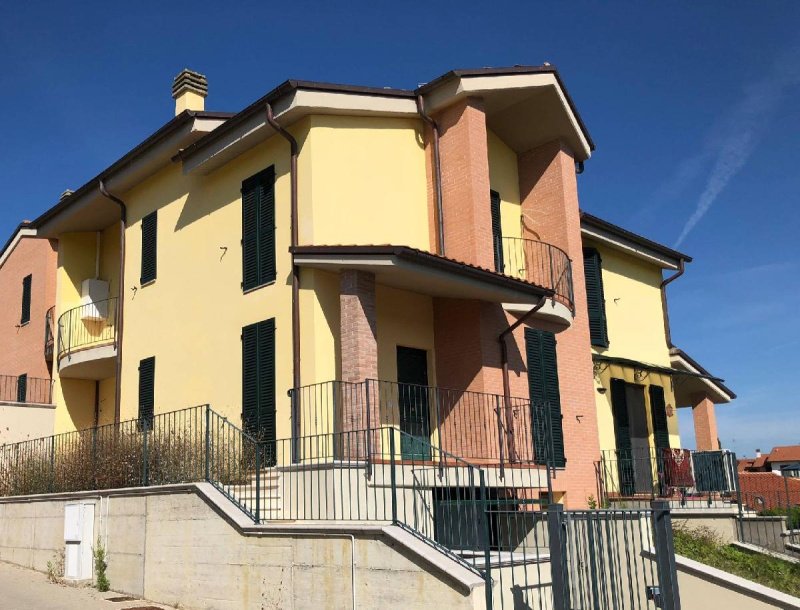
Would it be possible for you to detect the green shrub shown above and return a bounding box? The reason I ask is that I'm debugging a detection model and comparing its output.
[93,538,110,592]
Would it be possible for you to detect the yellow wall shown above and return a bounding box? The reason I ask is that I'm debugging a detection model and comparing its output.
[119,132,295,439]
[590,243,672,366]
[299,115,430,249]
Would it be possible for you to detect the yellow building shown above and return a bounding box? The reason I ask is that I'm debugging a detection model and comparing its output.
[580,212,735,499]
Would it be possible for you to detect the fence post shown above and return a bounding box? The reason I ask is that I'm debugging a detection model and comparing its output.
[254,441,261,525]
[389,431,398,523]
[49,436,55,493]
[204,405,211,482]
[434,389,443,480]
[651,500,681,610]
[547,503,570,610]
[142,419,149,487]
[494,395,505,481]
[365,381,372,479]
[289,389,299,464]
[479,469,493,610]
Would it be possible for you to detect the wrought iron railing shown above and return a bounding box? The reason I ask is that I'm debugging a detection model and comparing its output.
[57,297,118,361]
[0,374,53,404]
[289,379,557,470]
[44,306,55,360]
[496,236,575,313]
[597,447,740,509]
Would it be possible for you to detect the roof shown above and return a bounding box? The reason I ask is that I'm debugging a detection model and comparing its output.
[669,347,736,400]
[580,211,692,265]
[766,445,800,464]
[30,110,234,231]
[291,244,554,300]
[0,222,37,268]
[179,64,594,164]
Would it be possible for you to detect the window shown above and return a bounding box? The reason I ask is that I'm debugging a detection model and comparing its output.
[525,328,566,467]
[16,374,27,403]
[138,356,155,427]
[242,167,276,291]
[20,274,32,324]
[141,211,158,284]
[649,385,670,451]
[242,318,276,463]
[583,247,609,347]
[490,190,504,272]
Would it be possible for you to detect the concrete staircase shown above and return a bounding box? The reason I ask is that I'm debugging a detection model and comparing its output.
[224,468,283,522]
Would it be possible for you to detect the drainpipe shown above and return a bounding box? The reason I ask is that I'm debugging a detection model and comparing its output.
[99,180,126,425]
[416,95,445,256]
[660,258,685,348]
[498,296,547,472]
[265,103,301,449]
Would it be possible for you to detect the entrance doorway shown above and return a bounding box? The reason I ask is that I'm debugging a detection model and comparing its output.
[396,346,431,459]
[611,379,654,495]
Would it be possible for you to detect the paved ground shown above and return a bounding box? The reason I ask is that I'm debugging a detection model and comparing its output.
[0,561,173,609]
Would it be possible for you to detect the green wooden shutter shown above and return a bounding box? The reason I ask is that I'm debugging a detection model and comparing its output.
[140,211,158,284]
[490,190,504,272]
[649,385,670,451]
[242,318,276,461]
[138,356,155,426]
[583,248,609,347]
[610,378,634,495]
[16,374,27,403]
[20,274,32,324]
[525,328,566,467]
[241,167,276,290]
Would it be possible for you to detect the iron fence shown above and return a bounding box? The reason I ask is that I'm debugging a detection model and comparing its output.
[738,483,800,559]
[0,374,53,404]
[597,447,740,510]
[497,236,575,313]
[289,379,557,471]
[57,297,118,361]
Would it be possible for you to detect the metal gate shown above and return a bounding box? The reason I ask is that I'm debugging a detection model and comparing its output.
[481,502,681,610]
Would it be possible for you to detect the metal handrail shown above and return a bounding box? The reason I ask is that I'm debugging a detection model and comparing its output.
[497,236,575,313]
[0,374,53,404]
[56,297,119,361]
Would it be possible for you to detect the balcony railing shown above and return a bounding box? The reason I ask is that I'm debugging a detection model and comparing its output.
[0,374,53,404]
[57,297,118,361]
[289,379,557,470]
[44,306,55,361]
[597,447,740,509]
[496,236,574,312]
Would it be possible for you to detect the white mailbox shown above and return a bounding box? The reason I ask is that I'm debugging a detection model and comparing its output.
[64,502,94,581]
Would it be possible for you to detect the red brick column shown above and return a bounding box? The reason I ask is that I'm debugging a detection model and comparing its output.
[517,139,601,508]
[435,97,493,269]
[692,394,720,451]
[339,270,379,458]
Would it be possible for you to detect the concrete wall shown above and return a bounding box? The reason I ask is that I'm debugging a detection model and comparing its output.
[0,484,484,610]
[0,402,55,445]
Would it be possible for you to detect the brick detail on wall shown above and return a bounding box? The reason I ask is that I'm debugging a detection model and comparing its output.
[435,97,493,270]
[692,394,720,451]
[518,139,601,508]
[339,269,379,457]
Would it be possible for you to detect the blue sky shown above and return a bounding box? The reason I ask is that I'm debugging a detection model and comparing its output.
[1,1,798,456]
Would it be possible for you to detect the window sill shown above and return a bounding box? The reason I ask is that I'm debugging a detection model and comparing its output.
[243,280,276,295]
[140,279,156,288]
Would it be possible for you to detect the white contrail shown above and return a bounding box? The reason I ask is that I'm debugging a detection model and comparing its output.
[674,49,800,247]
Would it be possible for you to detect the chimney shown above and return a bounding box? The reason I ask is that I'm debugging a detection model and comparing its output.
[755,449,761,458]
[171,69,207,115]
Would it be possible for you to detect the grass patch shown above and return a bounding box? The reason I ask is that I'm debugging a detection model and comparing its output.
[673,526,800,597]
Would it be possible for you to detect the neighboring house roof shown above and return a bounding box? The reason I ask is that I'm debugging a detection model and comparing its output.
[738,458,756,472]
[766,446,800,464]
[0,222,37,269]
[580,211,692,269]
[739,472,800,510]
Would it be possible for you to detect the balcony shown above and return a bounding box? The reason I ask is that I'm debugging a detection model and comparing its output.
[495,237,574,321]
[289,379,558,471]
[0,374,53,405]
[57,297,118,379]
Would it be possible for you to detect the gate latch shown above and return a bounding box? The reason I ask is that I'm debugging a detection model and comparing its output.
[646,585,662,607]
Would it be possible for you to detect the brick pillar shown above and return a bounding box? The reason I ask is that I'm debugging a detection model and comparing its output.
[339,270,378,458]
[435,97,493,269]
[518,139,601,508]
[692,394,720,451]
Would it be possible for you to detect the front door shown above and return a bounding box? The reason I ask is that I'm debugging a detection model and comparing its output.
[396,346,431,459]
[611,379,654,495]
